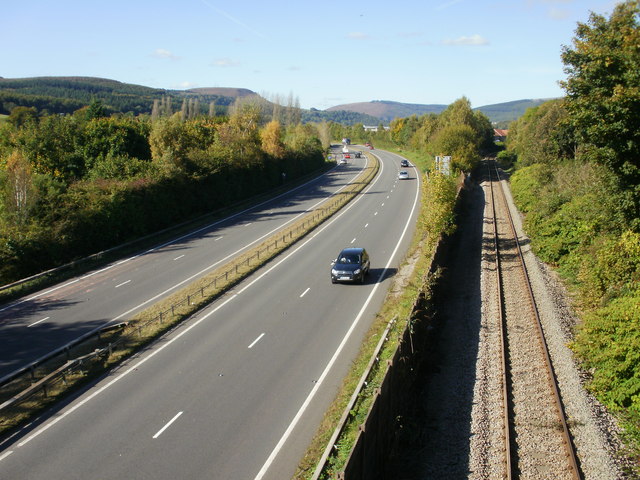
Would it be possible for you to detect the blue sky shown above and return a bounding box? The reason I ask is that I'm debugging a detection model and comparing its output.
[3,0,619,110]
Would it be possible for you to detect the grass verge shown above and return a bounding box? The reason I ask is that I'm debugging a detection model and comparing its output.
[293,169,461,479]
[0,154,379,436]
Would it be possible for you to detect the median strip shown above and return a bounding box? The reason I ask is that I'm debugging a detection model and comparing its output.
[0,153,379,436]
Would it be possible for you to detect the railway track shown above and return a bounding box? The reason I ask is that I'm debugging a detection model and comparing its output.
[488,161,583,480]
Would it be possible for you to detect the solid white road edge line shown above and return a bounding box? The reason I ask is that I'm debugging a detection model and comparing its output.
[109,168,365,323]
[253,152,420,479]
[7,155,382,458]
[0,162,347,313]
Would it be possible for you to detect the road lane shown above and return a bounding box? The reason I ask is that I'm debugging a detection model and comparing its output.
[0,149,421,480]
[0,154,368,378]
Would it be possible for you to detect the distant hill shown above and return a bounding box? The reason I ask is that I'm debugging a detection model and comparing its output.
[0,76,554,126]
[185,87,257,98]
[475,98,553,124]
[301,108,381,126]
[327,98,557,125]
[327,100,447,122]
[0,77,252,116]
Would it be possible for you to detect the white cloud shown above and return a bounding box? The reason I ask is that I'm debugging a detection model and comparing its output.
[211,58,241,67]
[442,34,489,46]
[152,48,180,60]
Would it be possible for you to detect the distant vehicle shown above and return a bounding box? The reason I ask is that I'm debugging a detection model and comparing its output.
[400,159,409,167]
[365,142,371,147]
[342,138,351,145]
[331,247,370,284]
[355,151,362,158]
[344,153,351,159]
[369,145,374,150]
[398,171,409,180]
[339,158,347,164]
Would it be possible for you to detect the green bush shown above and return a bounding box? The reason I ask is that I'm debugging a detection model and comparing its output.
[572,291,640,412]
[511,158,640,453]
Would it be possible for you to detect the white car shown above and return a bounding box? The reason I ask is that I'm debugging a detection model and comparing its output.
[398,171,409,180]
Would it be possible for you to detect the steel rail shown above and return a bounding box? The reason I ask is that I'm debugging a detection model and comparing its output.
[489,160,582,480]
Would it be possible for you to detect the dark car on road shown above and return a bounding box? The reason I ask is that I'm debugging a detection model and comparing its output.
[400,159,409,167]
[331,247,370,284]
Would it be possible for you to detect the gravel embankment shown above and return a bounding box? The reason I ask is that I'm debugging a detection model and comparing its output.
[390,167,627,479]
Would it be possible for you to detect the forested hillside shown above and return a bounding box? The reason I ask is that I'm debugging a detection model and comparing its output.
[327,98,550,124]
[500,1,640,466]
[0,77,243,116]
[0,77,383,126]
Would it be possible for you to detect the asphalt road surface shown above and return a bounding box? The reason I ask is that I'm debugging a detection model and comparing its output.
[0,150,368,379]
[0,148,421,479]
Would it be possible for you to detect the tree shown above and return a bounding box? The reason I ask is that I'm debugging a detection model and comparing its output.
[82,117,152,169]
[560,0,640,223]
[507,99,575,166]
[85,99,107,120]
[216,102,263,166]
[260,120,285,158]
[429,124,480,172]
[3,150,36,224]
[8,106,38,128]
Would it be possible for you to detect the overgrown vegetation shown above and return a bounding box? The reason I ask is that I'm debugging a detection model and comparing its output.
[506,0,640,467]
[0,98,327,285]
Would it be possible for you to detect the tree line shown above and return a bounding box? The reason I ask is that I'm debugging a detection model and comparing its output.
[502,0,640,460]
[0,98,327,284]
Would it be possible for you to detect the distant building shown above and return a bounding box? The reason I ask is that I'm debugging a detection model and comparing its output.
[363,125,390,132]
[494,129,508,142]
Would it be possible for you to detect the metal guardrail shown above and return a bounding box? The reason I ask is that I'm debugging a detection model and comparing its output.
[311,277,434,479]
[311,317,396,480]
[0,162,340,296]
[0,155,380,423]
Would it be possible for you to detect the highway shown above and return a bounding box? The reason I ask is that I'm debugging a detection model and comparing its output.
[0,150,369,379]
[0,148,421,479]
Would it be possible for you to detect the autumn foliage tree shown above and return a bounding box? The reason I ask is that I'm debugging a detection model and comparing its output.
[260,120,285,159]
[3,150,35,225]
